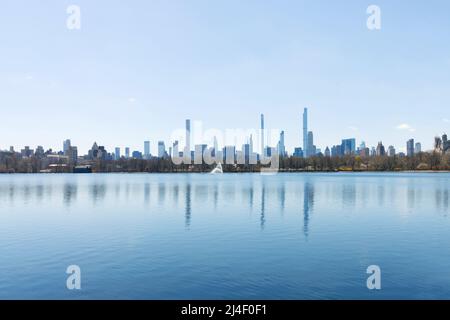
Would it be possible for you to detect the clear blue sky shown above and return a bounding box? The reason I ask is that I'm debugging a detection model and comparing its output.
[0,0,449,154]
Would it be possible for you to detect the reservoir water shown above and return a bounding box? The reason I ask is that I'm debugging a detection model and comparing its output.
[0,173,449,299]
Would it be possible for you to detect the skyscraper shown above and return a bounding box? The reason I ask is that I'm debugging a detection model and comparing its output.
[303,108,308,157]
[407,139,415,157]
[185,119,191,153]
[260,114,265,156]
[173,140,179,157]
[158,141,166,158]
[388,145,395,157]
[376,142,386,156]
[115,147,121,160]
[241,143,250,164]
[224,146,236,164]
[68,146,78,164]
[293,147,304,158]
[125,147,130,159]
[341,138,356,155]
[415,142,421,154]
[144,141,150,159]
[63,139,71,155]
[278,130,286,157]
[307,131,314,156]
[213,136,218,156]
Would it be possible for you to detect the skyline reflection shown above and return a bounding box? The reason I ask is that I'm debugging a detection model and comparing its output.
[0,174,448,230]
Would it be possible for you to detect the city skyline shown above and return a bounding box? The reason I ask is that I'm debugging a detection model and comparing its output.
[3,112,447,159]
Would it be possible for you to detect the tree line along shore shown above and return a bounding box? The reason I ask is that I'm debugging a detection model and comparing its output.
[0,152,449,173]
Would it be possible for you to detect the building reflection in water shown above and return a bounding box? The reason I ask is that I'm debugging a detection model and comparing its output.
[444,189,449,212]
[342,184,356,208]
[89,183,107,205]
[158,183,166,205]
[260,185,266,230]
[407,184,415,210]
[63,182,77,207]
[377,185,385,207]
[185,183,191,229]
[303,181,314,238]
[36,184,44,203]
[435,188,449,213]
[144,183,150,205]
[249,184,254,211]
[173,184,179,207]
[279,182,285,214]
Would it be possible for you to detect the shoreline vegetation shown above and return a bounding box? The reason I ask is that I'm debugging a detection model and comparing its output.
[1,152,449,173]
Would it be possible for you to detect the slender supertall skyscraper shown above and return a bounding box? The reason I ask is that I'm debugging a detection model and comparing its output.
[185,119,191,152]
[260,114,265,155]
[278,130,286,157]
[303,108,308,157]
[213,136,218,154]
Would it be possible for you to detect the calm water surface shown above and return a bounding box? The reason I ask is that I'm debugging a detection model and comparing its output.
[0,173,449,299]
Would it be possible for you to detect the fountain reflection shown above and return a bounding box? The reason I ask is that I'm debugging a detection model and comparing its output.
[213,184,218,209]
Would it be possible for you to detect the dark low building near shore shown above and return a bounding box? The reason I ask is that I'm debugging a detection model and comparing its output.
[73,165,92,173]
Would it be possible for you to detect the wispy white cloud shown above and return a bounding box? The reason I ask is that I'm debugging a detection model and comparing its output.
[396,123,415,132]
[348,126,358,131]
[128,97,136,103]
[443,118,449,123]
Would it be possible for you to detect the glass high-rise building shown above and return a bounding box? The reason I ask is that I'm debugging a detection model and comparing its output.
[407,139,415,157]
[144,141,150,159]
[307,131,314,156]
[260,114,265,156]
[278,130,286,157]
[63,139,71,155]
[415,142,421,154]
[185,119,191,152]
[387,145,395,157]
[341,138,356,155]
[303,108,308,157]
[158,141,166,158]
